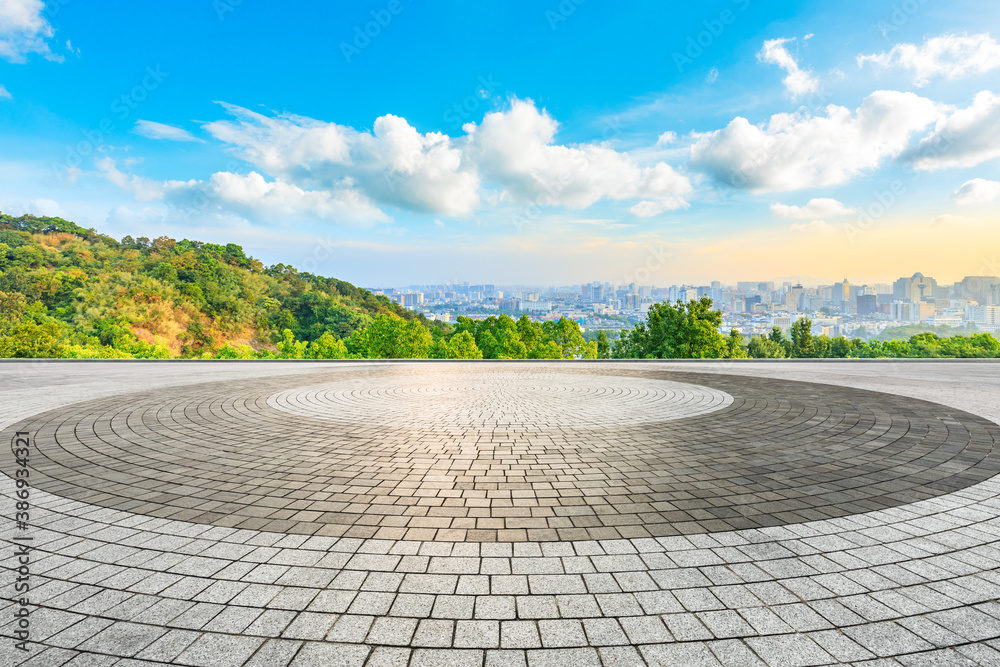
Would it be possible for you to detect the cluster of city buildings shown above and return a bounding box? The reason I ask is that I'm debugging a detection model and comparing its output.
[367,273,1000,339]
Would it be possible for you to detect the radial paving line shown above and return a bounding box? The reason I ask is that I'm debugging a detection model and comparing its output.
[2,360,1000,666]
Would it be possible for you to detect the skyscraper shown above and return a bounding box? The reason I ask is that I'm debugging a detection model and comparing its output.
[893,273,936,302]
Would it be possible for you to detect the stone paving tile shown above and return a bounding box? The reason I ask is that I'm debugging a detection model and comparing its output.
[5,360,1000,666]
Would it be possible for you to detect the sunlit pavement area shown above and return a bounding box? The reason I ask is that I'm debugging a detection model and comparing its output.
[3,359,1000,666]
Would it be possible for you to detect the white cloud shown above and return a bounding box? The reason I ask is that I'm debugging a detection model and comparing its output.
[901,90,1000,170]
[134,120,200,142]
[656,131,677,146]
[771,198,855,219]
[858,33,1000,87]
[953,178,1000,205]
[96,157,169,202]
[203,103,479,217]
[464,98,691,215]
[29,197,61,216]
[0,84,9,99]
[629,198,688,218]
[690,90,941,191]
[96,157,389,225]
[705,67,719,84]
[0,0,61,63]
[202,98,691,220]
[789,220,834,234]
[757,37,819,98]
[4,197,62,217]
[189,171,389,224]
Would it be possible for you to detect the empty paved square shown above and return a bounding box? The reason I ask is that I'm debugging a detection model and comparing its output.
[3,360,1000,665]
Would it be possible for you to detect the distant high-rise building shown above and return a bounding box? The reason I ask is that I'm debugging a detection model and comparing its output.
[857,294,878,316]
[833,279,851,304]
[893,273,936,302]
[958,275,1000,305]
[890,300,918,322]
[789,284,805,310]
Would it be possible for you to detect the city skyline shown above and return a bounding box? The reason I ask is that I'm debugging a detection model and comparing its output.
[1,1,999,284]
[370,271,1000,344]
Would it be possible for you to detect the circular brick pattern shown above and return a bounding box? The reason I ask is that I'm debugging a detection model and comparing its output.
[4,364,999,543]
[266,370,734,428]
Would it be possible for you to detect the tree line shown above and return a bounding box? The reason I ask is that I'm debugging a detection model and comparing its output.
[610,297,1000,359]
[1,215,997,359]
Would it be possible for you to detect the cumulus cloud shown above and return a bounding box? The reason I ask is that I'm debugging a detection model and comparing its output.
[0,84,9,99]
[953,178,1000,205]
[203,103,480,217]
[656,131,677,146]
[134,120,200,142]
[757,37,819,97]
[96,157,389,225]
[464,98,691,215]
[188,98,692,222]
[690,90,941,191]
[901,90,1000,170]
[858,33,1000,86]
[0,0,61,63]
[771,198,855,219]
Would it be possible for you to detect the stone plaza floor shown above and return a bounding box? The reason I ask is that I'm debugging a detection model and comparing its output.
[3,360,1000,666]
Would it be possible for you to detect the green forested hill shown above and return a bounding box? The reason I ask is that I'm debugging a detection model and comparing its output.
[0,214,431,358]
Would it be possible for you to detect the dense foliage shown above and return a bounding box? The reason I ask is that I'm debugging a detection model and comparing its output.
[0,214,435,358]
[2,215,997,360]
[0,215,598,360]
[611,297,1000,359]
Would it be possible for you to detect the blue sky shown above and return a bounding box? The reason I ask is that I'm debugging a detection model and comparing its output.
[2,0,1000,286]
